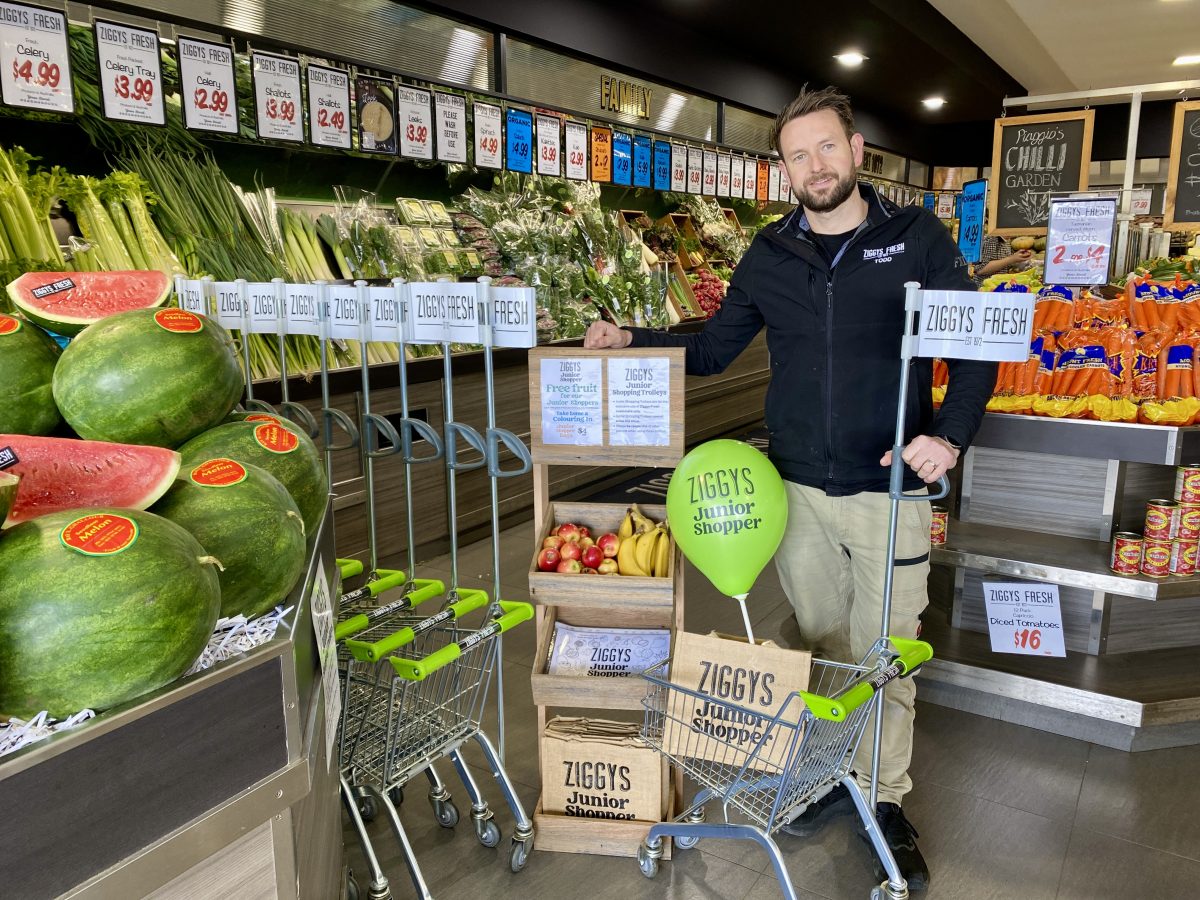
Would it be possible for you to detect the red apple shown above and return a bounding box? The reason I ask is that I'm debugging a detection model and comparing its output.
[597,558,619,575]
[537,548,560,572]
[579,526,591,540]
[581,545,604,569]
[597,533,620,558]
[558,541,582,562]
[579,536,595,551]
[556,558,583,574]
[542,535,564,551]
[556,523,581,542]
[582,567,598,574]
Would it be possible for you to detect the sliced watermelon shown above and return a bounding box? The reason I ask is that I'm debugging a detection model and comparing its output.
[6,270,171,336]
[0,435,180,527]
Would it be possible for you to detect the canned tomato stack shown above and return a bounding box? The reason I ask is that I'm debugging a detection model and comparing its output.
[1173,465,1200,576]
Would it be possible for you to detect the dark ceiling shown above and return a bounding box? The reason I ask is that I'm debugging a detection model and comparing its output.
[421,0,1026,163]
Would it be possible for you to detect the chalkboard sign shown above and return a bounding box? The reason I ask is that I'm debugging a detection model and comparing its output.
[988,110,1094,237]
[1165,100,1200,232]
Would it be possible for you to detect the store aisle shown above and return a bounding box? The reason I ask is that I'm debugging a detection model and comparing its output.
[344,523,1200,900]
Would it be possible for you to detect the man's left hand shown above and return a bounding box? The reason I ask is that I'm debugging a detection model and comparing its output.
[880,435,960,484]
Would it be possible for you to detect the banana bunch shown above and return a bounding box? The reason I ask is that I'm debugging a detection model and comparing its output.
[616,504,671,577]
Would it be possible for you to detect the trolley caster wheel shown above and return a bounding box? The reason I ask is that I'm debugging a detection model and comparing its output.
[476,817,501,848]
[388,786,404,807]
[675,834,700,850]
[637,843,659,879]
[510,836,533,872]
[357,794,378,823]
[432,797,459,829]
[870,883,909,900]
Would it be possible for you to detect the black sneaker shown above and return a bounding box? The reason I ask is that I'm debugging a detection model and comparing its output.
[779,783,854,837]
[861,802,930,892]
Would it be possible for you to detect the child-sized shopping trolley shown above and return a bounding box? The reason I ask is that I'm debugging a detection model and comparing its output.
[338,592,535,900]
[636,636,932,900]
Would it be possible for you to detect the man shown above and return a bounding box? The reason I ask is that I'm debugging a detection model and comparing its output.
[584,85,995,890]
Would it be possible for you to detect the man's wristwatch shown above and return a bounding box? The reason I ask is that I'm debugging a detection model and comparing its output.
[934,434,962,452]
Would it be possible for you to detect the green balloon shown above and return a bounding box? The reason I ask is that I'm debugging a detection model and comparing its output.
[666,440,788,599]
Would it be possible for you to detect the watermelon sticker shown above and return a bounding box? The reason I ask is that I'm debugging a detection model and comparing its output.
[254,423,299,454]
[190,458,248,487]
[60,513,139,556]
[154,309,204,333]
[245,414,283,424]
[0,315,21,335]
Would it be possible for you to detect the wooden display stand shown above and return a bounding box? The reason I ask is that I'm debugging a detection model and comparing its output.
[527,347,686,858]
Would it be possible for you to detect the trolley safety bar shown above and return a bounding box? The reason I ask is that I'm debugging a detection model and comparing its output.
[335,578,446,641]
[389,601,533,681]
[343,588,492,662]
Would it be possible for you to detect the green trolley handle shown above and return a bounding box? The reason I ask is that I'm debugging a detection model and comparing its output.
[339,567,410,608]
[389,601,533,682]
[334,577,446,642]
[337,558,364,580]
[343,588,491,662]
[799,637,933,723]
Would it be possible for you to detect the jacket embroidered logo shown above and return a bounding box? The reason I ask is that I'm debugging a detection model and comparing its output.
[863,241,906,263]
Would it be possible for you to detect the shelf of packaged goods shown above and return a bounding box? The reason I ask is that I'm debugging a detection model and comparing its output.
[971,414,1200,466]
[931,518,1200,601]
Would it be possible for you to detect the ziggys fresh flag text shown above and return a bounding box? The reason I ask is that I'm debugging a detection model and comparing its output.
[916,289,1034,363]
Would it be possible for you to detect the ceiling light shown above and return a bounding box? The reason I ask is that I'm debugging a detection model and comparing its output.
[1174,55,1200,66]
[922,96,946,109]
[834,52,868,67]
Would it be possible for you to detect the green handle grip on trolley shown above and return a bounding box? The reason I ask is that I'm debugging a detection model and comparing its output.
[338,567,409,607]
[334,577,446,641]
[399,416,444,464]
[486,427,533,478]
[322,406,360,452]
[280,401,320,438]
[445,421,488,472]
[801,637,934,722]
[343,587,492,662]
[363,412,403,460]
[337,558,364,579]
[388,600,534,681]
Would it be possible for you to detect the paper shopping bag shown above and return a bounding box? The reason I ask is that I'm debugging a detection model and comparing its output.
[541,717,663,823]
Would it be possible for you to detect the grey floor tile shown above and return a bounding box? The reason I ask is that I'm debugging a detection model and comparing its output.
[741,872,834,900]
[1074,743,1200,862]
[909,702,1090,822]
[1056,826,1200,899]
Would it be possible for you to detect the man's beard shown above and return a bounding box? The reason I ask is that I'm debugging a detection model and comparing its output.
[794,169,857,213]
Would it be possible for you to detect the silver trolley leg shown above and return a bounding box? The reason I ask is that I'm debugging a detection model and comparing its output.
[340,777,392,900]
[845,776,909,900]
[378,788,435,900]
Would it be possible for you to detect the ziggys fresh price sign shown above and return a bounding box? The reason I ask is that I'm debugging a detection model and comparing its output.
[916,289,1035,363]
[0,1,73,113]
[94,20,164,125]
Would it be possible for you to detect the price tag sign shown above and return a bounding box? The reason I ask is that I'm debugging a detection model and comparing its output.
[285,284,321,336]
[742,158,757,201]
[211,281,243,331]
[590,126,612,182]
[490,285,536,349]
[474,101,502,169]
[506,108,533,173]
[306,64,351,149]
[670,143,686,192]
[540,357,603,446]
[716,154,731,197]
[633,135,651,188]
[1130,188,1153,216]
[397,85,433,159]
[1044,197,1117,286]
[410,281,480,344]
[368,286,401,344]
[565,121,587,180]
[915,289,1034,362]
[94,20,164,125]
[0,2,73,113]
[653,140,671,191]
[982,582,1066,657]
[768,162,781,202]
[957,178,988,264]
[756,160,769,202]
[686,146,702,195]
[177,37,236,134]
[731,156,744,196]
[612,131,632,186]
[246,282,281,334]
[923,192,935,211]
[433,91,467,163]
[536,113,561,176]
[936,193,955,219]
[779,166,792,202]
[327,284,364,340]
[702,150,716,196]
[252,52,303,143]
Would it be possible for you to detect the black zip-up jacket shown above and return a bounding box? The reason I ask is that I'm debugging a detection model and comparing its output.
[626,183,996,495]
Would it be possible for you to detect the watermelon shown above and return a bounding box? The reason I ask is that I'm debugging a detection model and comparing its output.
[52,308,244,448]
[179,420,328,535]
[6,270,171,336]
[0,313,61,435]
[0,435,180,528]
[0,508,221,718]
[0,472,17,523]
[153,458,307,619]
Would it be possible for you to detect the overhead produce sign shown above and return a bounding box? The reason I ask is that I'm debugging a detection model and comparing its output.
[353,74,395,153]
[957,178,988,264]
[767,163,781,202]
[716,153,731,197]
[702,149,716,196]
[590,125,612,182]
[176,37,237,134]
[1165,100,1200,231]
[756,160,769,202]
[731,156,744,197]
[1043,196,1116,286]
[396,85,432,159]
[536,113,561,176]
[988,110,1094,237]
[434,90,466,162]
[935,193,955,219]
[505,107,532,173]
[473,101,502,169]
[670,143,685,192]
[742,157,757,201]
[778,166,792,203]
[633,134,651,188]
[687,146,702,195]
[94,20,164,126]
[612,130,632,186]
[250,51,302,143]
[653,140,670,191]
[0,2,73,113]
[565,120,587,180]
[307,64,351,149]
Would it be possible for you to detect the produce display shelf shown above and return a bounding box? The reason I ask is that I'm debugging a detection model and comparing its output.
[972,414,1200,466]
[931,518,1200,600]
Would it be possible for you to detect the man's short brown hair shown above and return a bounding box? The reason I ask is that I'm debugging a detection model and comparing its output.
[771,85,856,153]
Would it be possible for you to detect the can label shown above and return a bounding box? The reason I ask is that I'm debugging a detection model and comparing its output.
[1176,466,1200,503]
[930,506,948,546]
[1110,533,1143,574]
[1142,540,1172,577]
[1171,541,1198,576]
[1144,500,1179,542]
[1178,504,1200,542]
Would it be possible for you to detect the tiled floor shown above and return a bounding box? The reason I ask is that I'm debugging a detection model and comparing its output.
[343,522,1200,899]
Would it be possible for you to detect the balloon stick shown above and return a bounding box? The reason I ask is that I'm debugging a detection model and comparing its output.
[735,593,755,644]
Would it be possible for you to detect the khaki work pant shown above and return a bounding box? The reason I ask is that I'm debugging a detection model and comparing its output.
[773,481,931,806]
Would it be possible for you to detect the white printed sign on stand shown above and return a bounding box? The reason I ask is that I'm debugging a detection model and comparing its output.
[536,114,561,177]
[490,286,536,349]
[211,281,243,331]
[434,91,467,163]
[565,121,587,180]
[285,283,321,336]
[326,284,365,340]
[175,278,207,316]
[409,281,479,344]
[94,20,164,125]
[607,357,670,446]
[177,37,237,134]
[982,582,1066,657]
[368,286,402,344]
[307,64,352,149]
[251,52,303,143]
[474,101,502,169]
[915,289,1035,362]
[397,86,433,159]
[246,282,282,333]
[1044,198,1117,286]
[0,1,73,113]
[540,357,602,446]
